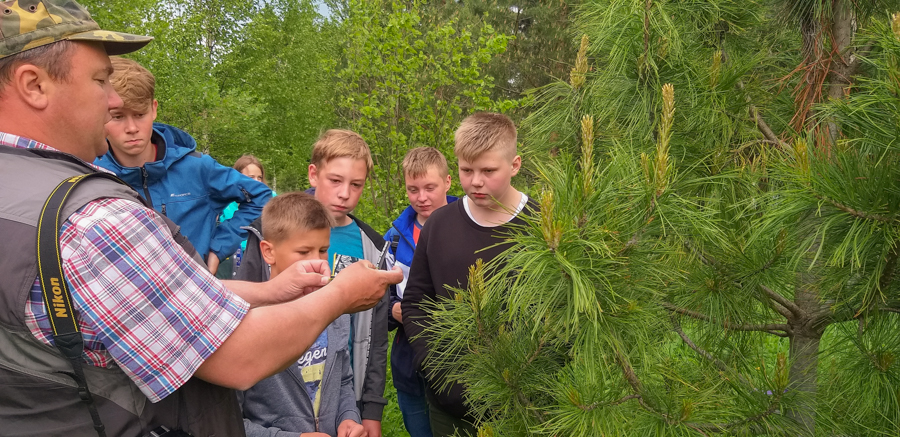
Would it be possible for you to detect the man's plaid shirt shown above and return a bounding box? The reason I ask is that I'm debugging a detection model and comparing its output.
[1,133,249,403]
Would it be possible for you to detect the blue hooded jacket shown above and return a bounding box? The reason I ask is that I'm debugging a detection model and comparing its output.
[384,196,457,395]
[95,122,272,261]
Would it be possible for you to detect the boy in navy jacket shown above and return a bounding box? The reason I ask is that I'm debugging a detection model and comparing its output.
[385,147,455,437]
[95,57,271,274]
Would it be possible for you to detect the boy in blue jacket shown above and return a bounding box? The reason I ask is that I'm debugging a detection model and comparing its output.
[95,57,271,274]
[385,147,455,437]
[238,192,365,437]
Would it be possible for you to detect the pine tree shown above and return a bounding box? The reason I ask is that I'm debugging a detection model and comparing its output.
[422,0,900,435]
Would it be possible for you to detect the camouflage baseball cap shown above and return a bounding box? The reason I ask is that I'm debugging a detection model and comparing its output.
[0,0,152,59]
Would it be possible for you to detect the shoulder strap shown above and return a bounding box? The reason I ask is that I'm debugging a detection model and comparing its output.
[36,172,131,437]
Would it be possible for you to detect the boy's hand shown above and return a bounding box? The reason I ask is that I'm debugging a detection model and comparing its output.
[207,252,220,274]
[299,433,330,437]
[360,419,381,437]
[391,302,403,323]
[330,262,402,314]
[338,420,368,437]
[263,259,331,305]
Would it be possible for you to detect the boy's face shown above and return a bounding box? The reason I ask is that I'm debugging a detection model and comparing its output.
[308,157,368,226]
[406,166,451,222]
[260,228,331,278]
[105,99,158,160]
[458,150,521,210]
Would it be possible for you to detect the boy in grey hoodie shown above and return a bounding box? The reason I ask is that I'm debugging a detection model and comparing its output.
[238,192,366,437]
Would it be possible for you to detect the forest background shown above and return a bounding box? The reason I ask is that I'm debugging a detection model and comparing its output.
[82,0,900,436]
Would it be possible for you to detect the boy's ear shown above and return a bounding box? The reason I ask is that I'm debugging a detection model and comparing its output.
[443,174,452,193]
[260,240,277,266]
[510,155,522,177]
[150,99,159,121]
[307,164,318,188]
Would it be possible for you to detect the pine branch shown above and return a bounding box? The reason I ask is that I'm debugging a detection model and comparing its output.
[814,193,894,223]
[616,346,783,432]
[577,394,642,411]
[687,400,782,433]
[750,104,786,148]
[670,316,754,387]
[759,285,804,318]
[662,302,791,336]
[737,80,788,148]
[614,349,672,422]
[810,243,900,326]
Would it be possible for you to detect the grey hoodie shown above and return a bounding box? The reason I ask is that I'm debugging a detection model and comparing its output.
[238,314,360,436]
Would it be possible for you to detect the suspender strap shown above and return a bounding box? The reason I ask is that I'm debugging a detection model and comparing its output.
[36,172,130,437]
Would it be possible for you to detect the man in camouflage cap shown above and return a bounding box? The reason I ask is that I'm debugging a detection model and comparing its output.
[0,1,401,435]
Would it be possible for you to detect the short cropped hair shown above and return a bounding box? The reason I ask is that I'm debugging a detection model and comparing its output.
[0,41,74,89]
[261,192,335,244]
[310,129,374,176]
[234,154,266,184]
[402,147,449,179]
[109,56,155,111]
[454,112,517,162]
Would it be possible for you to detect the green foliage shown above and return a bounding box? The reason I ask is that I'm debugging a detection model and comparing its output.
[422,1,580,100]
[334,0,517,225]
[425,1,900,435]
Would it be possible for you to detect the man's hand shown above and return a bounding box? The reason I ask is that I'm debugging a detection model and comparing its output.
[330,261,402,314]
[360,419,380,437]
[261,259,331,305]
[207,252,220,274]
[392,302,403,323]
[338,419,368,437]
[300,433,330,437]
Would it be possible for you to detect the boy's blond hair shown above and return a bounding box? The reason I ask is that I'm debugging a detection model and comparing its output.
[261,192,335,244]
[402,147,449,179]
[454,113,517,162]
[109,56,155,111]
[311,129,374,175]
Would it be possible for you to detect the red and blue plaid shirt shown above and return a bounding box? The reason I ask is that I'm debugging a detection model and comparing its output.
[1,133,249,403]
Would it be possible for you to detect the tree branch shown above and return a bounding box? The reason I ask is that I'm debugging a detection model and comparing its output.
[759,285,804,318]
[614,349,672,423]
[737,80,788,148]
[687,401,782,433]
[670,316,753,387]
[814,193,894,222]
[577,394,642,411]
[662,302,791,336]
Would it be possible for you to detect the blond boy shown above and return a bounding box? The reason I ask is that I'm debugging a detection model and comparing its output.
[401,114,534,436]
[239,193,365,437]
[385,147,455,436]
[307,130,390,437]
[94,57,271,275]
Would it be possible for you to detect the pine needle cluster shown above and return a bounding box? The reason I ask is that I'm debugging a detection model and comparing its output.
[420,1,900,435]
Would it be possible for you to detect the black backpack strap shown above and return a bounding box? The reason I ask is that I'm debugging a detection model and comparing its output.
[36,172,131,437]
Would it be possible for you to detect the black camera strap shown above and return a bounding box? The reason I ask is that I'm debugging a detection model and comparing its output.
[37,172,131,437]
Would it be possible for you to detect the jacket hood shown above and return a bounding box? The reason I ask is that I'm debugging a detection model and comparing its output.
[391,195,459,231]
[95,122,198,187]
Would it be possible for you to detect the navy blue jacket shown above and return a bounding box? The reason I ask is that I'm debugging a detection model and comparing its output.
[384,196,457,395]
[95,122,271,261]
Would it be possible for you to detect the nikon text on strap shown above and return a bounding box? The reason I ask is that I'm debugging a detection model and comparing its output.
[36,172,132,437]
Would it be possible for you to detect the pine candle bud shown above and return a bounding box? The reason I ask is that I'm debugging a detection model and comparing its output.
[654,84,675,196]
[580,114,595,197]
[570,34,589,88]
[893,13,900,40]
